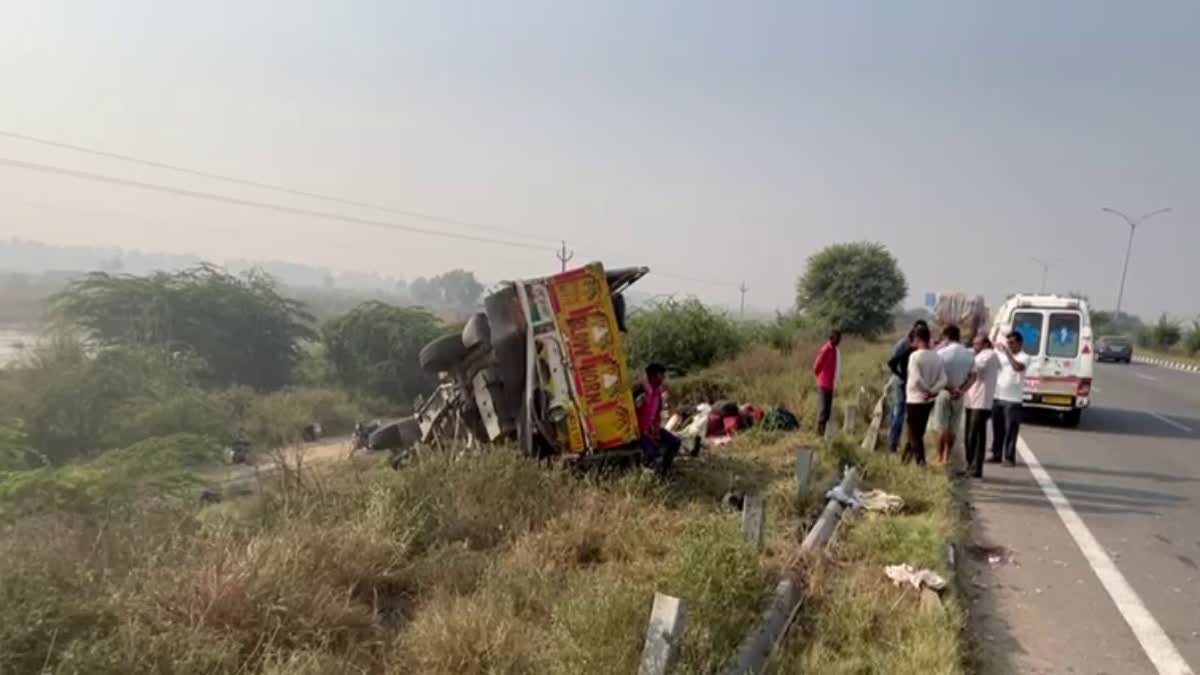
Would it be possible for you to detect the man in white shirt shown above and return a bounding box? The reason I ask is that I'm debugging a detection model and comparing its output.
[991,331,1030,467]
[964,336,1001,478]
[903,324,947,466]
[931,325,976,465]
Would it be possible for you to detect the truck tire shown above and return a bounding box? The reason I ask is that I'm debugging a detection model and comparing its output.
[462,312,492,351]
[369,416,422,451]
[419,334,468,373]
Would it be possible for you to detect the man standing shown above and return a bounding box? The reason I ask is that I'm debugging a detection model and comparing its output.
[903,324,946,465]
[813,330,841,437]
[964,336,1001,478]
[636,363,681,474]
[932,325,976,466]
[991,332,1029,467]
[887,320,928,453]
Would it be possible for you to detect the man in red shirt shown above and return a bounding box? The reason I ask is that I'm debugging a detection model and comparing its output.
[813,330,842,436]
[636,362,681,473]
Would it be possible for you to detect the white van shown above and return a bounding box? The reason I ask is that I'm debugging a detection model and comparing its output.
[989,294,1093,427]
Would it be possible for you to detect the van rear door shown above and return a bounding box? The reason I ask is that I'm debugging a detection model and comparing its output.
[1032,310,1089,404]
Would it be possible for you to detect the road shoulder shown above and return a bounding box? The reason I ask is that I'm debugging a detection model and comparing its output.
[963,459,1154,675]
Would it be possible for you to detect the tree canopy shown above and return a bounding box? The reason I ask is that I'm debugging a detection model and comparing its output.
[321,301,444,402]
[51,265,315,390]
[409,269,484,309]
[796,242,907,338]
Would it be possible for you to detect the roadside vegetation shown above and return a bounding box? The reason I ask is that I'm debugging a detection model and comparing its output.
[0,243,967,674]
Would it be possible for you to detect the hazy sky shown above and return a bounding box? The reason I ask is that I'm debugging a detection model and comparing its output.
[1,1,1197,317]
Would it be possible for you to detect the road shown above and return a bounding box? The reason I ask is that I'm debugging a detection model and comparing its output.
[967,362,1200,675]
[201,435,357,495]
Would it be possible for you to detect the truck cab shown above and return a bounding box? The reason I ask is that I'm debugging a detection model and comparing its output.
[990,294,1093,427]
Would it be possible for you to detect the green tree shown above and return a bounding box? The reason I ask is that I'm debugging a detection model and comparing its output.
[1185,320,1200,356]
[321,301,443,402]
[626,299,744,374]
[10,335,227,463]
[1138,313,1182,351]
[796,242,907,338]
[51,265,316,390]
[1091,310,1142,337]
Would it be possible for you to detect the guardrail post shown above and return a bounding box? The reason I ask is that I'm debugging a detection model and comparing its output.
[742,495,765,549]
[794,448,813,491]
[639,592,687,675]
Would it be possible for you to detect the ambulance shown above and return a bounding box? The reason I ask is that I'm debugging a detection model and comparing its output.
[989,294,1093,427]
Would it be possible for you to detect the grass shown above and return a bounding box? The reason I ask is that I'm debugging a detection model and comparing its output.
[1135,347,1200,367]
[0,338,965,674]
[768,431,967,675]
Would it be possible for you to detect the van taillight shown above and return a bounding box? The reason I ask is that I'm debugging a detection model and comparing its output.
[1081,342,1091,355]
[1077,379,1092,396]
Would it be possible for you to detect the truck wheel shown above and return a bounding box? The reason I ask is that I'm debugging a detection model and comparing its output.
[369,416,422,451]
[1062,409,1082,428]
[419,334,468,373]
[462,313,492,351]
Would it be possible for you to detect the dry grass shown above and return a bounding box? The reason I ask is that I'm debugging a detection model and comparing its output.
[0,339,926,675]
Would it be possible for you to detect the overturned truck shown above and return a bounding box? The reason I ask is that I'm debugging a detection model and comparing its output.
[370,263,650,469]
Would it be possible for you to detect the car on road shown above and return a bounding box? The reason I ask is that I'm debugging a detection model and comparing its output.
[1095,335,1134,363]
[991,294,1093,427]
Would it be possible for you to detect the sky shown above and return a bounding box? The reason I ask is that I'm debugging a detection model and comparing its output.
[1,1,1197,318]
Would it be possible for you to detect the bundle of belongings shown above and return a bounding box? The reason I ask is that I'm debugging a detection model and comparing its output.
[667,400,800,452]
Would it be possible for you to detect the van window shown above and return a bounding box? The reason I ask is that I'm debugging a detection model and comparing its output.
[1012,311,1043,356]
[1047,313,1081,358]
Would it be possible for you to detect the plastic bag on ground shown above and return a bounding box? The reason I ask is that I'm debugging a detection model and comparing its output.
[884,564,947,591]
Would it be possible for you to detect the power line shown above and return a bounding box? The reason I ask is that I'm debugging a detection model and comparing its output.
[0,129,747,290]
[0,129,560,245]
[0,156,555,253]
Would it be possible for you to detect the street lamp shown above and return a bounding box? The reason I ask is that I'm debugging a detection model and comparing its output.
[1030,257,1050,293]
[1101,207,1171,320]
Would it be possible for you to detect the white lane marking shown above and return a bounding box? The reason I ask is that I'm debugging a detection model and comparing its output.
[1149,412,1194,433]
[1136,372,1159,382]
[1017,437,1195,675]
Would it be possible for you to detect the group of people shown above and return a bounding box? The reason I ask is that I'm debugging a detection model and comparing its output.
[886,320,1029,476]
[636,321,1030,479]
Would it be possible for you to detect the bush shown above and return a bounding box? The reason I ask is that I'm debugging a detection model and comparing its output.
[0,433,218,520]
[626,298,744,374]
[11,337,221,463]
[321,301,443,403]
[1138,314,1183,351]
[738,313,822,353]
[245,387,364,449]
[1185,321,1200,356]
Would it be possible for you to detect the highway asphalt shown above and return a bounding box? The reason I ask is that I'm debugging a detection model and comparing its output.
[967,362,1200,675]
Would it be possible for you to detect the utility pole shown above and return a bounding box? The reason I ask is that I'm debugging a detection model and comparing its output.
[738,281,749,320]
[1101,207,1171,319]
[555,240,575,272]
[1030,257,1049,293]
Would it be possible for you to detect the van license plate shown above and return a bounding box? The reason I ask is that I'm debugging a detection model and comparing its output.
[1042,395,1072,406]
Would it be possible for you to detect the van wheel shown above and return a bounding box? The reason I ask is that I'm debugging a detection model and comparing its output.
[1062,409,1081,428]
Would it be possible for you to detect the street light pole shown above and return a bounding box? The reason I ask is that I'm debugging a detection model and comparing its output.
[1101,207,1171,319]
